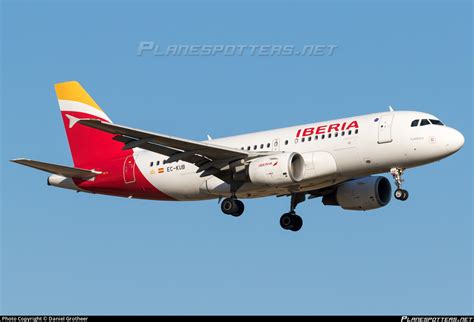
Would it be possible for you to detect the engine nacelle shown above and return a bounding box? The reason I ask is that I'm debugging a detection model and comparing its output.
[322,176,392,211]
[248,152,305,186]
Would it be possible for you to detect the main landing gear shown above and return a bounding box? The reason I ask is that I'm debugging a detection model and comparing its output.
[279,193,305,232]
[390,167,409,201]
[221,197,245,217]
[220,193,306,232]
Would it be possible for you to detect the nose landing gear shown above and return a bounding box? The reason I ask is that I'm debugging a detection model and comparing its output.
[391,167,409,201]
[394,188,409,201]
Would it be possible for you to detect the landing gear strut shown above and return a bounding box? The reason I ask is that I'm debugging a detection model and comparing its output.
[280,193,305,232]
[221,197,245,217]
[390,167,409,201]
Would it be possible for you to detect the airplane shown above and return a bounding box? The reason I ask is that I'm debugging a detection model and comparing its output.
[11,81,465,232]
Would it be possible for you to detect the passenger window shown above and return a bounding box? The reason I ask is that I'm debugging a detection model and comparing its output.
[355,129,359,134]
[328,133,332,138]
[321,134,325,139]
[302,137,305,142]
[247,146,251,150]
[150,161,153,167]
[420,119,430,126]
[335,132,338,137]
[341,131,345,136]
[430,119,444,126]
[157,161,160,166]
[254,145,257,150]
[348,130,352,135]
[294,138,299,144]
[315,135,318,140]
[267,143,271,148]
[308,136,312,142]
[411,120,419,127]
[285,140,288,145]
[260,144,264,149]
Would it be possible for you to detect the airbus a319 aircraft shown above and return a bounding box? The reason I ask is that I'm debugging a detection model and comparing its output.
[12,81,465,232]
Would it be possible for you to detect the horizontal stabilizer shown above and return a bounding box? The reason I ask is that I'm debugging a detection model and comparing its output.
[10,158,101,179]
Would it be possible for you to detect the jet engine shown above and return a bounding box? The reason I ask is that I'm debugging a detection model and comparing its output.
[322,176,392,210]
[247,152,305,186]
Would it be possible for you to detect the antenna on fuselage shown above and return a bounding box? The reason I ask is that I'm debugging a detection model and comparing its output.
[389,105,395,112]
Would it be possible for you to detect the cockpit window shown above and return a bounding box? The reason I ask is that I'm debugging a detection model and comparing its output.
[429,119,444,126]
[420,119,430,126]
[411,120,419,127]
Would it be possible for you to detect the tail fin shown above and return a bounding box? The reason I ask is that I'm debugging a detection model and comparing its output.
[55,81,126,168]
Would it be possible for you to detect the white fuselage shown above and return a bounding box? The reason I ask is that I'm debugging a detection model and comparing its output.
[133,111,464,201]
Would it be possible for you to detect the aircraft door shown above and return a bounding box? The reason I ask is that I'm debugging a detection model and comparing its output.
[123,155,136,184]
[378,114,394,144]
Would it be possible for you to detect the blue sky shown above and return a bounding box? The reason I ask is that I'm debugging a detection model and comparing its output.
[1,0,472,315]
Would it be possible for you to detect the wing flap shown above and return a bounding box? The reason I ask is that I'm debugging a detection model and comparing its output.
[11,158,101,179]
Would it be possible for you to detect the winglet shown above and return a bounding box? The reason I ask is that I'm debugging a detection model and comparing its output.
[389,105,394,112]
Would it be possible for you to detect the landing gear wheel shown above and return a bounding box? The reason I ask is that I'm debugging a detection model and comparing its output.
[401,190,409,201]
[221,198,237,215]
[280,213,293,229]
[394,189,404,200]
[290,215,303,232]
[232,200,245,217]
[221,198,245,216]
[280,212,303,232]
[394,189,409,201]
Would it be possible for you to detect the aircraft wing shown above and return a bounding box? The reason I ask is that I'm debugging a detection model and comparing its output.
[78,119,264,173]
[10,158,101,179]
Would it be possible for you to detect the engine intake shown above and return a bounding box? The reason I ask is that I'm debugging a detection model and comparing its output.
[247,152,305,186]
[322,176,392,211]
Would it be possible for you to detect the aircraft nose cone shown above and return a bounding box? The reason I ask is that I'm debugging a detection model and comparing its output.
[447,128,464,153]
[452,129,464,151]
